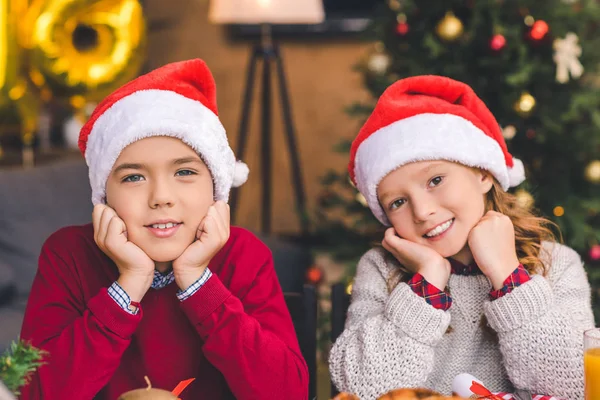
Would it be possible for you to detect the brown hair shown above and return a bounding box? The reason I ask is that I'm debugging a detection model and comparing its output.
[384,175,559,335]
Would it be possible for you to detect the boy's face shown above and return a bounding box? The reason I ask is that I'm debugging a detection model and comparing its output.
[106,136,214,263]
[377,160,493,263]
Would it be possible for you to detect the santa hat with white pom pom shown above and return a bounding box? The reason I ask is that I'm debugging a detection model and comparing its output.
[349,75,525,226]
[78,58,249,205]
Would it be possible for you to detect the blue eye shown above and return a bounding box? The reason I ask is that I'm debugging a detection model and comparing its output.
[429,176,443,187]
[389,198,405,210]
[176,169,196,177]
[122,174,144,183]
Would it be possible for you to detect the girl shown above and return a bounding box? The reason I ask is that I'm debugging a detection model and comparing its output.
[329,75,594,400]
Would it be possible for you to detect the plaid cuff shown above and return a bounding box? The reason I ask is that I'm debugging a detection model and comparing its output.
[108,281,140,315]
[408,273,452,311]
[176,268,213,302]
[489,264,531,300]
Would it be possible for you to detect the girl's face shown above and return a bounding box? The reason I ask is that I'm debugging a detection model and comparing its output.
[106,136,214,264]
[377,160,493,264]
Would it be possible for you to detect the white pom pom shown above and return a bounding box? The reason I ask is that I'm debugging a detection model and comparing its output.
[63,115,84,150]
[232,160,249,187]
[508,158,526,187]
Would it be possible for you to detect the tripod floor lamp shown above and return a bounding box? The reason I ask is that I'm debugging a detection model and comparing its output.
[209,0,324,236]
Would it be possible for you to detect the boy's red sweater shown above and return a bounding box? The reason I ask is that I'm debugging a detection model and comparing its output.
[19,224,308,400]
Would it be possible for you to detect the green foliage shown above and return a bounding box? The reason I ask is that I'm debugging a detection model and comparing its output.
[0,341,46,395]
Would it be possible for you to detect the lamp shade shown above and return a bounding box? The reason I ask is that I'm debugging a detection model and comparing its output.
[209,0,325,24]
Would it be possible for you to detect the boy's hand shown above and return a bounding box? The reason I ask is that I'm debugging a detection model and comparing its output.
[382,227,451,291]
[468,211,520,290]
[92,204,154,301]
[173,201,230,290]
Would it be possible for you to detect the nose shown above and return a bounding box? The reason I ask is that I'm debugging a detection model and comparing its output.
[411,193,437,224]
[148,178,175,209]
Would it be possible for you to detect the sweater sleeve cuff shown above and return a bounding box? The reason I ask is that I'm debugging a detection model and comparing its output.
[108,281,140,314]
[179,273,232,326]
[176,268,213,302]
[87,287,142,339]
[489,264,531,300]
[408,273,452,311]
[385,282,451,345]
[484,275,552,333]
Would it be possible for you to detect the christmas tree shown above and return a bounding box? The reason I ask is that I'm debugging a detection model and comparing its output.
[315,0,600,319]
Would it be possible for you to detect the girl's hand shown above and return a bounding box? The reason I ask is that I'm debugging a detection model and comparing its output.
[468,211,520,290]
[382,228,451,290]
[92,204,155,301]
[172,201,230,290]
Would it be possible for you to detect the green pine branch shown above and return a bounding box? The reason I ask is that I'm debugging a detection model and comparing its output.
[0,341,47,396]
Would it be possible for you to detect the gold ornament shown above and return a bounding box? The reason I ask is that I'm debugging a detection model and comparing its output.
[388,0,401,11]
[24,0,147,102]
[0,0,41,149]
[553,206,565,217]
[584,160,600,183]
[515,189,534,209]
[514,92,536,117]
[436,11,464,42]
[346,281,353,296]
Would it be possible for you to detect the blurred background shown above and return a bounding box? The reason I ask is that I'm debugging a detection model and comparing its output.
[1,0,599,397]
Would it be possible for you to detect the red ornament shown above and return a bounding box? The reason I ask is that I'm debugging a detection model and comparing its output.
[306,266,323,284]
[490,34,506,51]
[529,20,549,41]
[526,129,536,139]
[590,245,600,261]
[396,22,409,35]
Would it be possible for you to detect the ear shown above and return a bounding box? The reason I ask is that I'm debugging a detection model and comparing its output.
[476,170,494,194]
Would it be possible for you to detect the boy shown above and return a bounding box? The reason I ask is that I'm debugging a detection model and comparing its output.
[19,59,308,399]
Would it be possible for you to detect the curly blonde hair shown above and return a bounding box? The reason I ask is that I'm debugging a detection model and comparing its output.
[385,175,559,292]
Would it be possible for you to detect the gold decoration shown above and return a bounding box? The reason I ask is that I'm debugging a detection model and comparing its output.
[515,189,534,209]
[584,160,600,183]
[524,15,535,26]
[25,0,147,102]
[435,11,464,42]
[0,0,41,157]
[356,192,368,207]
[388,0,401,11]
[514,92,536,117]
[553,206,565,217]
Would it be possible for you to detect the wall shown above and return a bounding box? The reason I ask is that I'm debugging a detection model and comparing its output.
[145,0,373,234]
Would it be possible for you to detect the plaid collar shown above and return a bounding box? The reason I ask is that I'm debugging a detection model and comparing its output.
[152,269,175,289]
[448,258,481,276]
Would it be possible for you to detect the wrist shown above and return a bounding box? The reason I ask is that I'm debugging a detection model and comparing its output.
[419,259,450,291]
[487,261,520,290]
[117,273,153,302]
[174,265,207,290]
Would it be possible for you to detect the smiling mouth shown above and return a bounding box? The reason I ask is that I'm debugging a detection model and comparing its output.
[146,222,182,229]
[423,218,454,238]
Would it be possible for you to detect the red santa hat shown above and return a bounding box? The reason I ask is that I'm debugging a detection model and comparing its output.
[349,75,525,225]
[79,58,249,205]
